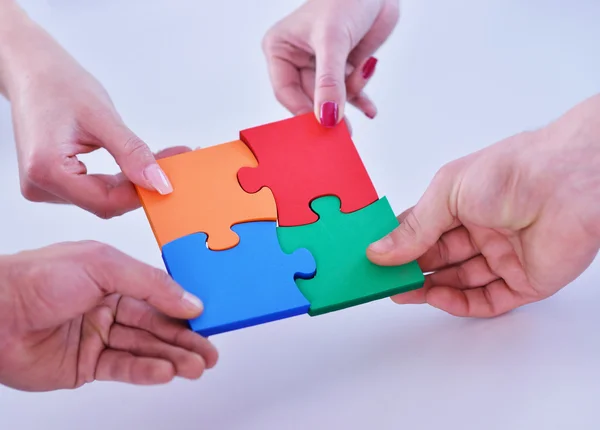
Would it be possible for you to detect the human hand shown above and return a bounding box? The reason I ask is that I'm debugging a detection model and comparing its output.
[0,241,218,392]
[367,95,600,317]
[0,3,186,219]
[262,0,400,126]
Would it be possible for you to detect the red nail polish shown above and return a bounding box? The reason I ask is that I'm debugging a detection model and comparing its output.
[320,101,338,127]
[362,57,378,79]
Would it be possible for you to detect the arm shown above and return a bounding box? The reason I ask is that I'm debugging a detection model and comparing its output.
[0,0,181,218]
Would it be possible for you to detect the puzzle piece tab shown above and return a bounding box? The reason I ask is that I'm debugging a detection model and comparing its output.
[136,140,277,250]
[237,113,379,227]
[162,221,316,337]
[277,196,424,316]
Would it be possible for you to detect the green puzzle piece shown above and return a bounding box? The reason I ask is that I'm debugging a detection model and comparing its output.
[276,196,425,316]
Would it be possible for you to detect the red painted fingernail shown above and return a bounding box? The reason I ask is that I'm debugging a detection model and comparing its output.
[320,101,338,127]
[362,57,378,79]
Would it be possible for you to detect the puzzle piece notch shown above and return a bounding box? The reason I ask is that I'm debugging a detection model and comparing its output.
[162,221,316,337]
[277,195,424,316]
[237,113,379,227]
[136,140,277,251]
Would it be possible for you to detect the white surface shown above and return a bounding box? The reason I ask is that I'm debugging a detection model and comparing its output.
[1,0,600,429]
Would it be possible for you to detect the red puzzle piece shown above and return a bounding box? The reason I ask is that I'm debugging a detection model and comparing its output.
[237,113,378,227]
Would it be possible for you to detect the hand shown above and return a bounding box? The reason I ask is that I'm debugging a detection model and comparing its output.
[0,3,186,219]
[0,241,218,392]
[367,94,600,317]
[263,0,400,126]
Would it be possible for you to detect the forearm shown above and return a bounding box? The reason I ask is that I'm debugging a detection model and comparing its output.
[0,0,65,100]
[0,0,30,98]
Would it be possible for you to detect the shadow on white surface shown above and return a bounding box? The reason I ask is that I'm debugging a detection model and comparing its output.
[1,0,600,429]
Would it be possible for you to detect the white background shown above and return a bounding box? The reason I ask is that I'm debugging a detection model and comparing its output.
[1,0,600,429]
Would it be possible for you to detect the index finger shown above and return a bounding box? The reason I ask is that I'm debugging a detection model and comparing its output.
[83,243,203,321]
[266,56,313,116]
[45,146,191,219]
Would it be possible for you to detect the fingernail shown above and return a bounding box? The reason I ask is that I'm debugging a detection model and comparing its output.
[362,57,378,80]
[320,101,338,127]
[368,235,394,253]
[182,291,203,311]
[144,164,173,195]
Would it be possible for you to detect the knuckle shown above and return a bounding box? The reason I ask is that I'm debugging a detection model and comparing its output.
[433,162,456,184]
[149,267,174,288]
[272,86,290,105]
[437,236,451,265]
[398,211,421,240]
[20,180,41,201]
[122,135,151,160]
[317,72,343,91]
[78,240,118,260]
[261,28,277,55]
[91,207,119,220]
[22,151,51,188]
[455,264,470,286]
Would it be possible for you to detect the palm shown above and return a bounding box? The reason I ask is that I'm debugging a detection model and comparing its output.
[390,134,600,317]
[0,242,218,392]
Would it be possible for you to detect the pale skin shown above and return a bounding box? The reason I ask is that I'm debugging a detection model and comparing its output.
[0,241,218,391]
[263,0,400,126]
[0,1,218,391]
[1,0,598,392]
[367,94,600,317]
[266,0,600,315]
[0,0,388,391]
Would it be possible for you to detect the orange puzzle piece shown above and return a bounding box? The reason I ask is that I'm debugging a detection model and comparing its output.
[136,140,277,250]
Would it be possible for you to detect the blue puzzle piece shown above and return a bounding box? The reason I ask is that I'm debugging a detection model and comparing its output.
[162,221,316,337]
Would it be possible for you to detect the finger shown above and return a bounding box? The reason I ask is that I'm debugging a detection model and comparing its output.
[43,145,191,219]
[396,207,414,223]
[390,276,433,305]
[95,349,175,385]
[348,90,377,119]
[428,255,499,288]
[346,57,377,96]
[77,305,114,386]
[425,279,531,318]
[115,297,218,368]
[346,57,378,118]
[311,26,350,126]
[81,242,204,320]
[109,324,207,380]
[367,165,462,266]
[417,226,479,272]
[48,170,140,219]
[92,121,173,195]
[266,57,313,116]
[20,181,69,204]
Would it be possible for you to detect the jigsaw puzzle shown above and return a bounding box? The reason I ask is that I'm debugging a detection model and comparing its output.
[137,139,277,250]
[237,113,379,227]
[277,196,425,315]
[135,112,424,337]
[163,221,315,336]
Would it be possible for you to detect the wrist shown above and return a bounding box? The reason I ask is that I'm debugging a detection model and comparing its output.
[543,93,600,241]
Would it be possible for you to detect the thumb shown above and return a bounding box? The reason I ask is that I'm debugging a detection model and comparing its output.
[311,26,351,127]
[367,170,459,266]
[88,243,203,320]
[95,121,173,195]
